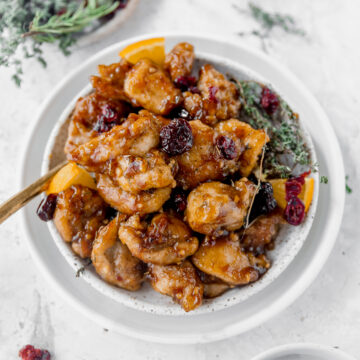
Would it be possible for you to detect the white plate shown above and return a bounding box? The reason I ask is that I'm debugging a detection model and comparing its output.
[41,47,318,315]
[20,33,345,343]
[251,343,357,360]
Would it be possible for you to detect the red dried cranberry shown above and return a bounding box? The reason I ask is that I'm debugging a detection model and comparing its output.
[216,135,237,160]
[19,344,51,360]
[174,76,197,92]
[189,86,200,94]
[37,194,57,222]
[285,179,302,200]
[208,86,219,103]
[261,87,279,115]
[101,104,118,122]
[284,197,305,225]
[160,118,193,155]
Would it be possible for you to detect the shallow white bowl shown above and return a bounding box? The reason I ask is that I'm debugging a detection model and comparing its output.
[41,41,318,315]
[21,33,345,342]
[251,343,357,360]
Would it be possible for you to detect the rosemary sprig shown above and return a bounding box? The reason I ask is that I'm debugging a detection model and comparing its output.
[0,0,119,86]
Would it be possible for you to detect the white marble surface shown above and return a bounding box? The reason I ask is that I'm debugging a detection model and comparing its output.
[0,0,359,358]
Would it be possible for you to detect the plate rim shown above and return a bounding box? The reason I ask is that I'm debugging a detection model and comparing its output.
[19,32,345,344]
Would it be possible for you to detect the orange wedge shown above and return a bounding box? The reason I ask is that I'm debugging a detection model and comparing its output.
[269,177,314,212]
[119,37,165,66]
[46,162,96,195]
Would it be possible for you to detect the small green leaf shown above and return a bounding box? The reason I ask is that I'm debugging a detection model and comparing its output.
[320,176,328,184]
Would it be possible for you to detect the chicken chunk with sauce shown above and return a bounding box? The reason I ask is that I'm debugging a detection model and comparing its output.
[185,179,256,236]
[164,42,195,81]
[124,59,183,115]
[91,214,145,291]
[65,93,130,154]
[148,260,203,312]
[68,110,169,172]
[53,185,108,258]
[118,213,199,265]
[196,270,230,299]
[90,58,132,100]
[192,233,260,285]
[215,119,269,177]
[175,120,243,189]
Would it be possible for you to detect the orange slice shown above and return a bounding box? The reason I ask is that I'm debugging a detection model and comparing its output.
[269,177,314,212]
[46,162,96,195]
[119,37,165,66]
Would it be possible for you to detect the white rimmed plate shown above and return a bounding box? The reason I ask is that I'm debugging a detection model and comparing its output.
[20,33,345,343]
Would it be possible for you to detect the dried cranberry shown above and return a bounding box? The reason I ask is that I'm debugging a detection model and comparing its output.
[174,76,197,92]
[209,86,219,103]
[285,179,302,200]
[19,344,51,360]
[216,135,237,160]
[261,87,279,115]
[160,118,193,155]
[249,182,277,222]
[189,86,200,94]
[284,197,305,225]
[101,104,118,122]
[94,105,121,133]
[37,194,57,222]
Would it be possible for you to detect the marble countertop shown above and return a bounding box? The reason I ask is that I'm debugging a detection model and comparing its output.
[0,0,359,358]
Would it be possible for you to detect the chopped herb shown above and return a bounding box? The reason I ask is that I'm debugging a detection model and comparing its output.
[0,0,120,86]
[345,175,352,194]
[235,80,312,178]
[76,267,85,277]
[320,176,328,184]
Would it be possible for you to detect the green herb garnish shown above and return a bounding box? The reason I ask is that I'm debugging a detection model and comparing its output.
[320,176,328,184]
[235,80,312,179]
[346,175,352,194]
[0,0,119,86]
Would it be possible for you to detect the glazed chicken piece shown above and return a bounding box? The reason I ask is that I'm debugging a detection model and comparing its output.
[197,64,241,124]
[241,211,284,254]
[185,179,256,236]
[124,59,183,115]
[96,174,172,215]
[53,185,108,258]
[90,58,132,100]
[196,270,230,299]
[175,120,243,189]
[148,260,203,312]
[64,93,130,154]
[91,214,145,291]
[164,42,195,81]
[105,150,176,194]
[215,119,269,177]
[192,233,260,285]
[68,110,169,172]
[118,213,199,265]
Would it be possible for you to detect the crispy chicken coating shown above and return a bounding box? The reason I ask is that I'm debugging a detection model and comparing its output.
[90,58,132,100]
[64,93,130,154]
[124,59,183,115]
[96,174,172,215]
[118,213,199,265]
[197,64,241,124]
[68,110,169,172]
[192,233,259,285]
[241,211,284,254]
[91,215,145,291]
[164,42,195,81]
[105,150,176,194]
[53,185,108,258]
[175,120,242,189]
[215,119,269,177]
[148,260,203,312]
[185,179,256,236]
